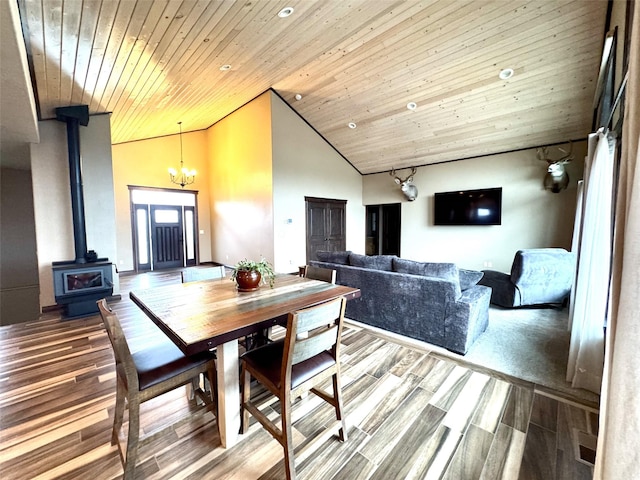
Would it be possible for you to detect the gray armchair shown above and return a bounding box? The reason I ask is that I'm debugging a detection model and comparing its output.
[479,248,577,307]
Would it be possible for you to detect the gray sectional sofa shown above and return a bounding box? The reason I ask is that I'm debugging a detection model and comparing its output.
[310,251,491,354]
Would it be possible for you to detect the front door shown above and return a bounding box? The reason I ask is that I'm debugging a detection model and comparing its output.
[150,205,184,269]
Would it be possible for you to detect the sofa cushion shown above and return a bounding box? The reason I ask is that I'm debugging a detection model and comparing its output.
[378,255,397,271]
[393,258,458,280]
[349,254,395,271]
[459,269,484,291]
[316,250,351,265]
[393,258,461,297]
[392,258,425,275]
[423,262,459,285]
[349,253,367,267]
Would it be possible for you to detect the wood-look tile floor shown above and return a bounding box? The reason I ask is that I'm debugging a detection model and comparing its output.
[0,270,598,479]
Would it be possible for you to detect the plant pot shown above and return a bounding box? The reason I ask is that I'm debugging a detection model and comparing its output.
[235,270,261,292]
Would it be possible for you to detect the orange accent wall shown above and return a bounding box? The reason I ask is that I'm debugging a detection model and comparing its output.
[206,91,274,266]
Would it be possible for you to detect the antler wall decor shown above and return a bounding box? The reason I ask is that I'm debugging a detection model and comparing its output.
[536,141,574,193]
[390,167,418,201]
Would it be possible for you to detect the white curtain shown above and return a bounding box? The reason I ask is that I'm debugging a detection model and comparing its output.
[595,1,640,477]
[567,179,583,332]
[566,131,616,393]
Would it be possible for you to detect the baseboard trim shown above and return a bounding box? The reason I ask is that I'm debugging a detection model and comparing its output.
[42,304,64,313]
[42,294,122,313]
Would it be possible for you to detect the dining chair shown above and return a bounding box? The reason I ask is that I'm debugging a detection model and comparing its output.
[181,265,226,283]
[240,296,348,480]
[303,264,337,284]
[97,299,217,480]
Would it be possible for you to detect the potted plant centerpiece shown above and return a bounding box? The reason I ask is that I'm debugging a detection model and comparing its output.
[231,258,276,292]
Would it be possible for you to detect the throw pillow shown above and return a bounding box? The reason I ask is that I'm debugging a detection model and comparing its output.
[459,268,484,290]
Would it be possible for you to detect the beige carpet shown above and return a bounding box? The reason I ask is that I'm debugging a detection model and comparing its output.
[453,305,599,406]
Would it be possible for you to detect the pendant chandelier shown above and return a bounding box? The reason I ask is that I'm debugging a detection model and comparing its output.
[168,121,196,188]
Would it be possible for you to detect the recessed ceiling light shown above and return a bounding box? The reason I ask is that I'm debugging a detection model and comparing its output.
[348,122,357,129]
[219,64,231,71]
[499,68,514,80]
[278,7,294,18]
[407,102,417,111]
[295,93,302,101]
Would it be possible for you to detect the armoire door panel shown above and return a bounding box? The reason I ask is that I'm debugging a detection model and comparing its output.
[305,198,346,262]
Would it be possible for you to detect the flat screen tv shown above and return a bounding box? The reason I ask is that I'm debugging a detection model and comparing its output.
[434,187,502,226]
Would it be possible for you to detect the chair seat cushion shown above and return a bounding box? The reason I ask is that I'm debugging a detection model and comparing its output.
[133,340,214,391]
[241,340,336,389]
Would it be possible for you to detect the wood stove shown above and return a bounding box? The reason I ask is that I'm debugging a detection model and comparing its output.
[52,105,113,318]
[53,261,113,317]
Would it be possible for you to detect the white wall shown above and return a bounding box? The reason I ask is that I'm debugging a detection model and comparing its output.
[81,114,118,277]
[271,92,365,272]
[31,115,118,308]
[31,120,74,307]
[363,142,585,272]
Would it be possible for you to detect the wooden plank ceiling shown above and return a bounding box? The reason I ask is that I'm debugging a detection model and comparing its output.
[18,0,608,174]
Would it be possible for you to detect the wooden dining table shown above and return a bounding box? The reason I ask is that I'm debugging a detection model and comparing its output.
[129,274,360,448]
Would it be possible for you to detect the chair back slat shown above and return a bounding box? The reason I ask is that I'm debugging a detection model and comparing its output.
[97,298,139,390]
[294,297,342,333]
[181,266,226,283]
[286,297,345,366]
[291,325,338,365]
[303,265,336,284]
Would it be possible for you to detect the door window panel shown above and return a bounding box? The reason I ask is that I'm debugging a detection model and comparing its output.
[136,208,149,265]
[154,209,179,224]
[185,209,195,261]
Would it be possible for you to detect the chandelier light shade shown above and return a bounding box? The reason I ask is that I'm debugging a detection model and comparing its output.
[168,121,196,188]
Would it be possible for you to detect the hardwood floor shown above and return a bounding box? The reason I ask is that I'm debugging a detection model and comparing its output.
[0,270,598,479]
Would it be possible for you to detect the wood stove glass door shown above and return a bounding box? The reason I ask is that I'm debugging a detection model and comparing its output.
[150,205,184,269]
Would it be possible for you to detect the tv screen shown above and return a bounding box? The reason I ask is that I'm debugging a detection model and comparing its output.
[434,187,502,226]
